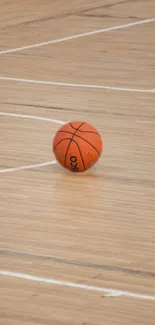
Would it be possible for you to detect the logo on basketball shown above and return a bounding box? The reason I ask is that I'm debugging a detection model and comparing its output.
[70,155,78,172]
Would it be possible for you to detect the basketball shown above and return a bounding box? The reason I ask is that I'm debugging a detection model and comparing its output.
[53,121,103,172]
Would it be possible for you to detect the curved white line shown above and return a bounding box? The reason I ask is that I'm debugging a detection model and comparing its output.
[0,270,155,301]
[0,18,155,55]
[0,76,154,93]
[0,160,57,173]
[0,112,65,124]
[0,112,63,173]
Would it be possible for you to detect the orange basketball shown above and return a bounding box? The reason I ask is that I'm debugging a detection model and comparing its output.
[53,121,103,172]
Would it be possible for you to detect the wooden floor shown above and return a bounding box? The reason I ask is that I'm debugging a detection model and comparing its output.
[0,1,155,324]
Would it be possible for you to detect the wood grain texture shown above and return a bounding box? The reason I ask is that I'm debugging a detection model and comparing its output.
[0,1,155,324]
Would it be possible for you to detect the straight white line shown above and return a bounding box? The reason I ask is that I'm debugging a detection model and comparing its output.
[0,112,65,124]
[0,76,154,93]
[0,160,56,173]
[0,270,155,301]
[0,18,155,55]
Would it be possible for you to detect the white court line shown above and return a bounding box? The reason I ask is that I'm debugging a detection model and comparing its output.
[0,160,56,173]
[0,112,65,173]
[0,112,65,124]
[0,270,155,301]
[0,18,155,55]
[0,76,154,93]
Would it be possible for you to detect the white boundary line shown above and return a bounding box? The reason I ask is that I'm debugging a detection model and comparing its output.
[1,270,155,301]
[0,76,154,93]
[0,160,56,173]
[0,112,65,173]
[0,18,155,55]
[0,112,65,124]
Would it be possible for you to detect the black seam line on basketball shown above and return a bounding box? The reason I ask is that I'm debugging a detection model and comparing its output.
[71,138,86,170]
[64,122,85,168]
[54,137,85,170]
[70,122,100,135]
[57,130,100,155]
[1,250,155,279]
[54,138,72,151]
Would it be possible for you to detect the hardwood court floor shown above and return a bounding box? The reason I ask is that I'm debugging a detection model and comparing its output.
[0,1,155,324]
